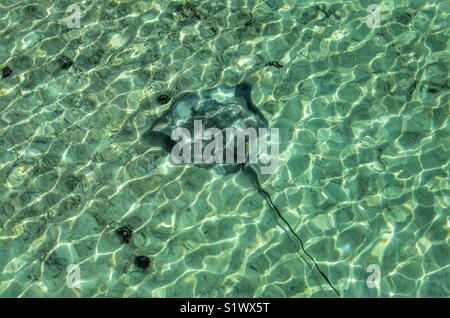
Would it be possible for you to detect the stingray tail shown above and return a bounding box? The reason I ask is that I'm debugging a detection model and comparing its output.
[242,164,340,297]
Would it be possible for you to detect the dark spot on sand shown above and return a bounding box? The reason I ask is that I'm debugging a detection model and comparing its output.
[157,94,171,105]
[134,255,150,269]
[245,18,255,27]
[427,87,439,94]
[265,61,283,69]
[2,66,12,78]
[60,55,73,70]
[117,226,133,244]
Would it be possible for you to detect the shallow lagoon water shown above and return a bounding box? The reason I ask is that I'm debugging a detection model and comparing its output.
[0,0,448,297]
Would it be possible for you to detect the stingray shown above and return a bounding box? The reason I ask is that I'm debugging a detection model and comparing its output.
[143,83,340,296]
[146,83,268,175]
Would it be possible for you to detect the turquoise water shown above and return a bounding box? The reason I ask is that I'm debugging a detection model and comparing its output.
[0,0,449,297]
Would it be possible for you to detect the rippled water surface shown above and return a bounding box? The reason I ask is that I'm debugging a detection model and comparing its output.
[0,0,448,297]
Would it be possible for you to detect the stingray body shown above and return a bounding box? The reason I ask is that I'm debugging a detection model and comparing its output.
[143,83,339,296]
[146,83,267,174]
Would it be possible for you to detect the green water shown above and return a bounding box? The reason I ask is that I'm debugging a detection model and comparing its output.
[0,0,448,297]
